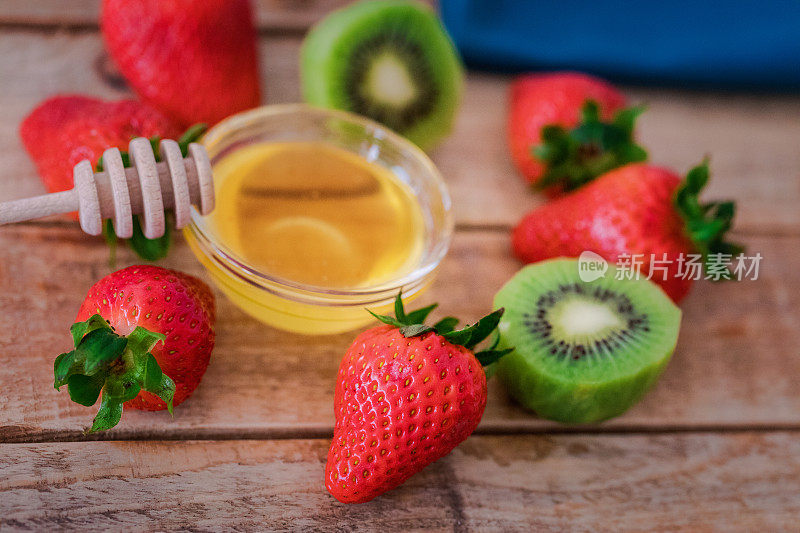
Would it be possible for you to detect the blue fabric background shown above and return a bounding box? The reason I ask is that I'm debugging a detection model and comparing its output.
[439,0,800,90]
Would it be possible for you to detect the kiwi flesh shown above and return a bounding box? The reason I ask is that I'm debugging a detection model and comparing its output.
[301,0,463,151]
[494,258,681,424]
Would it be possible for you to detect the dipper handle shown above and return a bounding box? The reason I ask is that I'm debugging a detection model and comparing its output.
[0,138,214,239]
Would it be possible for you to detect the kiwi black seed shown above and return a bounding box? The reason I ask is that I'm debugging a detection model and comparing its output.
[301,0,464,151]
[493,258,681,424]
[344,33,438,132]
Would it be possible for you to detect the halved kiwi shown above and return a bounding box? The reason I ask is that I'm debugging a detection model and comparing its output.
[494,258,681,423]
[301,0,464,151]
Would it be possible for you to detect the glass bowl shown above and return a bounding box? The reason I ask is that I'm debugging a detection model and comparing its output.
[184,104,453,335]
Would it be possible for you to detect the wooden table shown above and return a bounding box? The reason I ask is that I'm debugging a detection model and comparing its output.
[2,2,799,531]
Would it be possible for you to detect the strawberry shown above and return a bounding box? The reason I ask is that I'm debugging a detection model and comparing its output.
[54,265,216,432]
[20,95,180,196]
[325,293,510,503]
[101,0,262,127]
[512,162,742,302]
[508,72,647,195]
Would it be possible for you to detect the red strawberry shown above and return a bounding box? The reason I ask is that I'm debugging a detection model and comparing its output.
[20,95,180,196]
[55,265,216,432]
[512,162,742,302]
[325,294,510,503]
[508,72,646,195]
[101,0,262,127]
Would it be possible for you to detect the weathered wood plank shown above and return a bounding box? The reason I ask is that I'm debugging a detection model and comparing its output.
[0,225,796,441]
[1,432,798,531]
[0,0,101,27]
[0,30,798,232]
[0,0,368,31]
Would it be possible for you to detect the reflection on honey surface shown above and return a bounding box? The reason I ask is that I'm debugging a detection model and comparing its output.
[210,142,424,288]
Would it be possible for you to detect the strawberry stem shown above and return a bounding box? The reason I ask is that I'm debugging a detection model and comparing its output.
[54,314,175,433]
[368,292,512,367]
[533,100,648,193]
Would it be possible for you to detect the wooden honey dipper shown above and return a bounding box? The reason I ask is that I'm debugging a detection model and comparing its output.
[0,137,214,239]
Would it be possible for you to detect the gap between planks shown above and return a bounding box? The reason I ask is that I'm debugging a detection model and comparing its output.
[3,219,798,239]
[0,20,312,37]
[4,422,800,445]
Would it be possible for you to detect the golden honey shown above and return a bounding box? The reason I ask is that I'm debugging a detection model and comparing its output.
[184,105,452,335]
[209,142,424,289]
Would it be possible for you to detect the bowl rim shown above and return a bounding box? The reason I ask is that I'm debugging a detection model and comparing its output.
[187,103,454,300]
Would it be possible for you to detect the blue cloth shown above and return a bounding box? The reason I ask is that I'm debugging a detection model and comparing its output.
[439,0,800,90]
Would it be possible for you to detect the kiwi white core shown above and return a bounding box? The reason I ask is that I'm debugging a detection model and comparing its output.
[367,53,417,107]
[551,298,624,340]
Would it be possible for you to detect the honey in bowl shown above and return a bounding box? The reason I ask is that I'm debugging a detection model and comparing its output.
[209,141,425,289]
[184,105,452,335]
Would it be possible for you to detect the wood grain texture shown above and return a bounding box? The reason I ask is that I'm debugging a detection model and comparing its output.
[0,0,376,31]
[0,0,101,27]
[0,225,796,442]
[0,31,798,232]
[0,4,798,527]
[2,432,798,531]
[0,8,798,528]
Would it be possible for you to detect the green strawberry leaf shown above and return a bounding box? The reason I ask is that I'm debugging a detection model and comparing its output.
[433,317,459,334]
[486,330,502,351]
[367,309,405,329]
[53,314,175,433]
[367,293,511,367]
[474,348,514,367]
[77,328,129,374]
[144,373,176,415]
[142,353,176,415]
[440,327,471,347]
[102,219,118,269]
[405,303,438,325]
[142,353,164,390]
[66,374,104,407]
[674,161,744,279]
[442,308,505,349]
[88,391,123,434]
[399,324,434,337]
[533,100,648,193]
[464,308,505,349]
[70,314,110,347]
[393,291,407,324]
[104,376,142,404]
[127,327,166,362]
[371,293,440,328]
[178,123,208,152]
[53,351,77,389]
[128,215,172,261]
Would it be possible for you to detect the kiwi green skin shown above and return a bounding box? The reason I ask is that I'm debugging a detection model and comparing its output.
[493,259,682,424]
[495,339,675,424]
[300,0,464,151]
